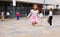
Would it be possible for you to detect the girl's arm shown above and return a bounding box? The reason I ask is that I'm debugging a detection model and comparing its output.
[27,11,32,17]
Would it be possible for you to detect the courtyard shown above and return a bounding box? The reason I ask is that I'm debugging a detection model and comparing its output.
[0,15,60,37]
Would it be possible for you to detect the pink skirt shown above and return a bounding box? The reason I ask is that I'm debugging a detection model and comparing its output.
[30,16,38,23]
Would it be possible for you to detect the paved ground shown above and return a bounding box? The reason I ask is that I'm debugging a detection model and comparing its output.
[0,15,60,37]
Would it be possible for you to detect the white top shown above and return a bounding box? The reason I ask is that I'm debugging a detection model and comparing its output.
[49,11,53,16]
[27,9,39,17]
[38,13,43,18]
[1,12,4,16]
[6,12,10,16]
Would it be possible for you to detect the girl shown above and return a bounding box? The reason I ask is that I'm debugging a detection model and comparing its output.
[27,4,39,26]
[38,11,44,26]
[1,12,4,21]
[48,8,53,26]
[6,11,10,19]
[16,12,20,20]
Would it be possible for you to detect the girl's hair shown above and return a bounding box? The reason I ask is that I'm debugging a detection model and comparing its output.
[50,8,52,11]
[32,4,38,10]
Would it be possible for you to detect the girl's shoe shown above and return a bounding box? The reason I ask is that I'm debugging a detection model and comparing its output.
[32,23,35,26]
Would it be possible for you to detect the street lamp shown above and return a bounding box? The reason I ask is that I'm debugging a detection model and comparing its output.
[13,0,16,17]
[43,0,45,16]
[13,0,16,6]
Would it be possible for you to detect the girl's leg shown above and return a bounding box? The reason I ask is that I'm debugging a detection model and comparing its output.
[16,16,18,20]
[38,18,42,26]
[50,19,51,26]
[32,23,35,26]
[40,18,43,26]
[7,16,9,19]
[18,16,19,20]
[17,16,19,20]
[35,21,38,24]
[48,16,52,26]
[32,22,35,26]
[50,16,52,26]
[8,16,10,19]
[48,16,50,25]
[48,17,50,24]
[2,16,4,21]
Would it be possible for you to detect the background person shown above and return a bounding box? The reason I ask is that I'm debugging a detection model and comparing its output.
[6,11,10,19]
[48,8,53,26]
[38,11,44,26]
[1,11,5,21]
[16,12,20,20]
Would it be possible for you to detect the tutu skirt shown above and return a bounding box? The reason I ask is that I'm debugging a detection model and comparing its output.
[30,16,38,23]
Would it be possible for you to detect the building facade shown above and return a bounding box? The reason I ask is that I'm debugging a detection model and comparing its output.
[0,0,60,18]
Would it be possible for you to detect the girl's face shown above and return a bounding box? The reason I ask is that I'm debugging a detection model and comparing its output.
[33,5,38,10]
